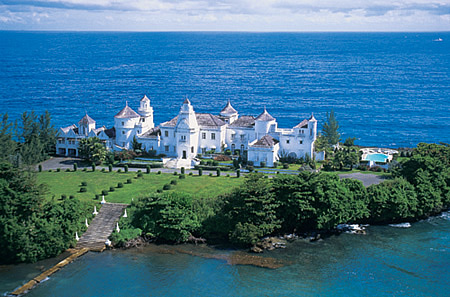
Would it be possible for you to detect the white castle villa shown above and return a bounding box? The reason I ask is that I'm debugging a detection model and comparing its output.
[56,95,318,168]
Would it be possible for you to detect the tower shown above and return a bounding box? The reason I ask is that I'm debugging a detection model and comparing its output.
[138,95,154,132]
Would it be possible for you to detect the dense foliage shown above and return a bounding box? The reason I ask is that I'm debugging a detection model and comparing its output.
[0,162,85,264]
[0,111,56,166]
[124,143,449,247]
[78,137,107,165]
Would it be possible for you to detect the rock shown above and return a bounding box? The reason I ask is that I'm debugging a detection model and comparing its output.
[250,246,263,253]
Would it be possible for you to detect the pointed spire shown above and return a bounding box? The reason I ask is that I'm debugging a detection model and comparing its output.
[140,95,150,102]
[183,97,191,105]
[220,99,238,115]
[255,107,275,121]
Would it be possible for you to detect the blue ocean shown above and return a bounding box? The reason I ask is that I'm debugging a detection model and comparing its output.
[1,32,449,147]
[0,32,449,296]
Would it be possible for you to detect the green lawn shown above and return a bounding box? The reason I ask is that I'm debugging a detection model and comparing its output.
[37,171,243,205]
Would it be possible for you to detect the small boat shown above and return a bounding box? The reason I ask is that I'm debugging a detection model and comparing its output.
[433,38,443,42]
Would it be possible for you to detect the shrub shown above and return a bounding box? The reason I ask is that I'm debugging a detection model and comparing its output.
[247,166,254,172]
[117,169,122,173]
[199,168,203,176]
[124,165,128,173]
[117,182,124,188]
[163,184,172,190]
[173,171,178,175]
[181,167,185,174]
[69,195,75,199]
[260,161,266,168]
[156,189,163,193]
[65,168,71,172]
[227,174,230,177]
[179,174,186,179]
[82,168,87,172]
[213,160,219,166]
[56,168,61,172]
[273,161,278,168]
[137,169,142,173]
[102,190,108,196]
[137,172,143,178]
[157,171,162,174]
[171,180,178,185]
[209,173,213,177]
[127,178,132,184]
[48,169,52,172]
[91,163,96,171]
[81,181,88,186]
[216,168,221,177]
[95,194,100,200]
[247,161,254,167]
[200,160,206,165]
[189,172,193,176]
[146,165,151,174]
[109,164,113,172]
[283,163,289,169]
[60,194,67,200]
[38,164,42,172]
[236,169,240,178]
[101,168,105,172]
[110,186,115,192]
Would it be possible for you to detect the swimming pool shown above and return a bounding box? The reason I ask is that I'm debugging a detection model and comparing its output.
[364,153,389,163]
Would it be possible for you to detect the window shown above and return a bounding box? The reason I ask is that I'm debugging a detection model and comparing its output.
[211,133,215,140]
[137,130,140,134]
[240,134,245,141]
[165,131,169,137]
[299,140,303,144]
[122,131,125,134]
[142,118,145,122]
[310,129,313,136]
[286,139,290,144]
[231,134,235,140]
[122,121,124,126]
[202,133,206,139]
[191,146,194,153]
[202,148,206,154]
[165,145,169,152]
[181,135,186,141]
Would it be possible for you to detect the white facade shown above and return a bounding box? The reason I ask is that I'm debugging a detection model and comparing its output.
[56,95,318,168]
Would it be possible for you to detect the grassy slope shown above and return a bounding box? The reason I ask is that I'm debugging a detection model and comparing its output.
[37,171,243,205]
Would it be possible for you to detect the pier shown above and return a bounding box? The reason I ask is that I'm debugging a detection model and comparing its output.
[11,202,128,296]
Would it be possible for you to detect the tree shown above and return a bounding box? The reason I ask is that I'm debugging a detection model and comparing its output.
[322,109,341,146]
[223,173,280,245]
[0,113,17,162]
[132,193,200,243]
[343,137,357,147]
[0,162,83,263]
[367,178,418,223]
[78,137,107,165]
[131,136,142,152]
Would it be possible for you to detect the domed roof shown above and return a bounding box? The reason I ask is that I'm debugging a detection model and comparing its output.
[140,95,150,102]
[78,113,95,125]
[114,103,140,119]
[255,107,275,121]
[220,100,237,115]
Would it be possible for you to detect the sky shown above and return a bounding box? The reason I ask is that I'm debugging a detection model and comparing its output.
[0,0,449,31]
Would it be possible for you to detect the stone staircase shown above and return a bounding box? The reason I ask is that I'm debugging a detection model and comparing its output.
[76,203,128,251]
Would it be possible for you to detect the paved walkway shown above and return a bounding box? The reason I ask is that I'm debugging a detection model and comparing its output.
[76,202,128,251]
[339,172,386,187]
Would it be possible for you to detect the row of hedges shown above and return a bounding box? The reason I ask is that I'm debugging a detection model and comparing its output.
[194,165,232,171]
[117,162,163,169]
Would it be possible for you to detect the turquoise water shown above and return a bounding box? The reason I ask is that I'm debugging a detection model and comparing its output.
[364,153,389,162]
[2,212,447,297]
